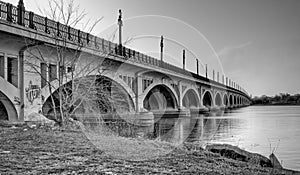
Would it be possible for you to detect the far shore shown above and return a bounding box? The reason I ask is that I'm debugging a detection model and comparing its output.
[252,104,300,106]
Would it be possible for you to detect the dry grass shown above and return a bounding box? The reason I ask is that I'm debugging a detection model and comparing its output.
[85,130,175,161]
[0,125,298,174]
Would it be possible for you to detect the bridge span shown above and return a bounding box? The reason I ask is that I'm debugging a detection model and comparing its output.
[0,0,251,122]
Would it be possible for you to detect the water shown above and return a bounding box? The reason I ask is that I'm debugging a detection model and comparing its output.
[153,106,300,171]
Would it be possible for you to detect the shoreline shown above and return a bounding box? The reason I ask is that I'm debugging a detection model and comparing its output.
[0,124,299,174]
[252,104,300,106]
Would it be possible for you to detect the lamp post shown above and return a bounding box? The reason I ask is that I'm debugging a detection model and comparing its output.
[183,49,186,70]
[160,35,164,65]
[205,64,208,78]
[118,9,123,55]
[196,59,199,75]
[17,0,25,26]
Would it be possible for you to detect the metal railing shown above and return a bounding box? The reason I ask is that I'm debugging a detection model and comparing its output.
[0,0,249,98]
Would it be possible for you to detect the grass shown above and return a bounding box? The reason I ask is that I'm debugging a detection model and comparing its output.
[0,123,299,174]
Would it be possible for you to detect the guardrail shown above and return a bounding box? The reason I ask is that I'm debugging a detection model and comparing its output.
[0,0,249,98]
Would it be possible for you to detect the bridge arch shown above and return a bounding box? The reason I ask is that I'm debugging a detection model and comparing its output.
[182,88,200,108]
[0,91,18,121]
[234,95,237,106]
[41,73,136,107]
[143,84,178,111]
[202,90,213,108]
[223,94,229,107]
[0,77,19,121]
[229,94,233,106]
[42,75,135,120]
[214,92,223,106]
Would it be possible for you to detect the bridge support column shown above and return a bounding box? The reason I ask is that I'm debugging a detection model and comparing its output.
[18,50,24,122]
[198,86,203,107]
[210,90,219,111]
[135,75,144,113]
[177,81,183,110]
[3,53,8,80]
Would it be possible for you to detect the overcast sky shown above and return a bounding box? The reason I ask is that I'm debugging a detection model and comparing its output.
[12,0,300,97]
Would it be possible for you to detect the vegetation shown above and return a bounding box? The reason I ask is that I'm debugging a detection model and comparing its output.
[252,93,300,105]
[1,126,298,174]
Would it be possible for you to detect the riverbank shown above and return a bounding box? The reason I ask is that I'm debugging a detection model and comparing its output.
[0,124,299,174]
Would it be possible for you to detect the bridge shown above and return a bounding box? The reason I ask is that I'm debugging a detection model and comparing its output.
[0,0,251,123]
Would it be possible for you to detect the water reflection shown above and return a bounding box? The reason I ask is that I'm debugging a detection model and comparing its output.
[87,106,299,170]
[149,106,300,171]
[152,110,235,146]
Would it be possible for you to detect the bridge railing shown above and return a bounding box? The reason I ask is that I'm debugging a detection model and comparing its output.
[0,0,250,98]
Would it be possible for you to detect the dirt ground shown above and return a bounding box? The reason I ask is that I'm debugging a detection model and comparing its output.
[0,124,298,175]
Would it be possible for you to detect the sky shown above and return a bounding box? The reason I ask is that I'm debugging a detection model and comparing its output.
[11,0,300,97]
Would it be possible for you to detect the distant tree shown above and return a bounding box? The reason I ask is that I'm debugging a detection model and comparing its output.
[273,95,281,102]
[252,93,300,105]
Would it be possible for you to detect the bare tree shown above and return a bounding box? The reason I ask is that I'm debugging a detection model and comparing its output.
[23,0,127,127]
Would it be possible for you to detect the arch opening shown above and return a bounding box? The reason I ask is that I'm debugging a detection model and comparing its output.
[42,76,135,121]
[223,94,228,106]
[234,96,237,105]
[0,101,8,120]
[203,91,212,108]
[229,95,233,106]
[143,84,177,111]
[0,91,18,121]
[215,93,222,106]
[182,89,199,108]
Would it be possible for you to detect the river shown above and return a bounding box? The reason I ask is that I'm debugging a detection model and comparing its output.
[153,105,300,171]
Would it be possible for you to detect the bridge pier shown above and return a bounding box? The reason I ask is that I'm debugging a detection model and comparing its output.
[18,49,25,122]
[219,105,226,110]
[135,74,144,113]
[189,106,209,114]
[209,105,219,112]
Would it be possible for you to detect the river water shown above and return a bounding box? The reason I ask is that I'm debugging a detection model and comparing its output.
[153,105,300,170]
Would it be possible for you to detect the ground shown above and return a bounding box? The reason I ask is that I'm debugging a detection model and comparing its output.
[0,123,298,175]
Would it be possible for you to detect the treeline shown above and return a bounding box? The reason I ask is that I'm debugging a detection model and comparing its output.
[252,93,300,105]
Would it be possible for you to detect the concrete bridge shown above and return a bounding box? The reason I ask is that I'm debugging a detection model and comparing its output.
[0,0,251,122]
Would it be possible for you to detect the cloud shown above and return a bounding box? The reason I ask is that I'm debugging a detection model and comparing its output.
[216,41,252,76]
[217,41,252,59]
